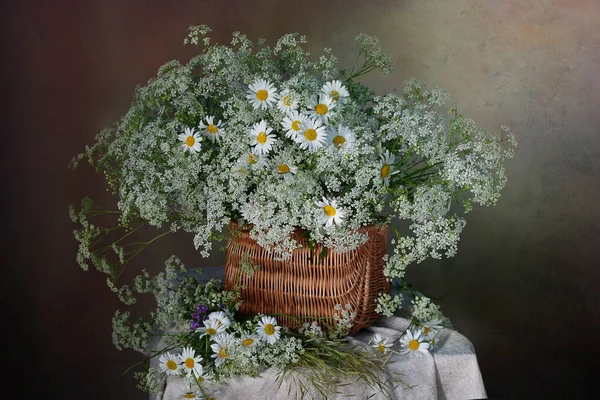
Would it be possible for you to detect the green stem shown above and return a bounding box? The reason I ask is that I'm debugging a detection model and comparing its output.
[114,229,173,282]
[114,223,146,244]
[348,48,364,79]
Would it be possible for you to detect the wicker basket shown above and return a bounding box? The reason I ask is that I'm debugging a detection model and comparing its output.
[224,222,389,335]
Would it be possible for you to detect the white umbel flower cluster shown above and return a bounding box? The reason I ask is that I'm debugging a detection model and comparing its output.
[72,26,517,327]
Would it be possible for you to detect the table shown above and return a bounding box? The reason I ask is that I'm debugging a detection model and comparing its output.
[148,315,487,400]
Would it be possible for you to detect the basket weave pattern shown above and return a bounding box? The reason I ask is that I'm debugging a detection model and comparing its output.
[224,223,389,335]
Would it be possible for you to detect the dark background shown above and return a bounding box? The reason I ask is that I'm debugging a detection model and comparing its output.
[2,0,599,399]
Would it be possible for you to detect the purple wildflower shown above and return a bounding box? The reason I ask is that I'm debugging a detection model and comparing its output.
[190,304,209,330]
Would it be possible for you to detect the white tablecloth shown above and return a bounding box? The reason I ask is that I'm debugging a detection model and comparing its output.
[148,315,487,400]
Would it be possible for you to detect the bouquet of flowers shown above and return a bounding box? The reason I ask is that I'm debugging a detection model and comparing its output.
[120,259,407,399]
[69,25,516,398]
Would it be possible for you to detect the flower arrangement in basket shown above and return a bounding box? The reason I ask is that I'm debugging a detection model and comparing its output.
[69,25,516,399]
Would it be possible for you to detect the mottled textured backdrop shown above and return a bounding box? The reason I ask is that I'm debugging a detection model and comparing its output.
[2,0,599,399]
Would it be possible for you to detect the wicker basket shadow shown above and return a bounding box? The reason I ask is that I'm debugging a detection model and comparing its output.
[224,222,390,336]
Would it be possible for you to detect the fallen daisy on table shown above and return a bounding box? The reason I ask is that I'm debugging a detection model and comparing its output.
[399,328,430,357]
[182,388,202,399]
[188,371,212,387]
[421,318,444,338]
[371,333,393,354]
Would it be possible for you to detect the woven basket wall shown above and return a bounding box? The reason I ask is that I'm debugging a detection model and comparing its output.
[224,223,389,335]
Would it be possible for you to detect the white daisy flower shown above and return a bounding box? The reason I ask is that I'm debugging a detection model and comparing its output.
[249,120,277,155]
[276,89,298,114]
[428,332,440,352]
[177,127,202,154]
[379,150,399,186]
[307,94,336,122]
[178,347,204,378]
[158,352,181,376]
[196,318,228,339]
[211,333,235,367]
[327,124,356,150]
[399,328,430,357]
[188,371,212,386]
[198,116,224,143]
[239,333,261,348]
[244,153,270,170]
[315,197,346,227]
[256,315,281,345]
[207,311,231,328]
[182,389,202,399]
[247,79,278,110]
[282,110,307,140]
[422,319,444,339]
[294,118,327,152]
[370,333,393,354]
[322,80,349,104]
[273,160,297,175]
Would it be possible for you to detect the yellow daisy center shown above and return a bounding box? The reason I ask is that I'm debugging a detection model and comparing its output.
[291,120,302,131]
[248,154,257,164]
[207,124,218,134]
[264,324,275,335]
[409,339,420,351]
[257,132,268,144]
[378,343,386,353]
[186,136,195,147]
[242,338,254,347]
[315,103,328,115]
[332,135,346,147]
[197,376,205,383]
[424,327,431,335]
[278,164,290,173]
[380,164,391,179]
[219,348,228,358]
[304,128,317,141]
[330,90,340,101]
[184,393,196,399]
[206,328,217,335]
[324,205,336,216]
[185,358,194,368]
[283,95,292,106]
[256,89,268,101]
[166,360,178,371]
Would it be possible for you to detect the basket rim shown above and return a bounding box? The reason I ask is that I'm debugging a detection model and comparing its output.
[227,218,389,238]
